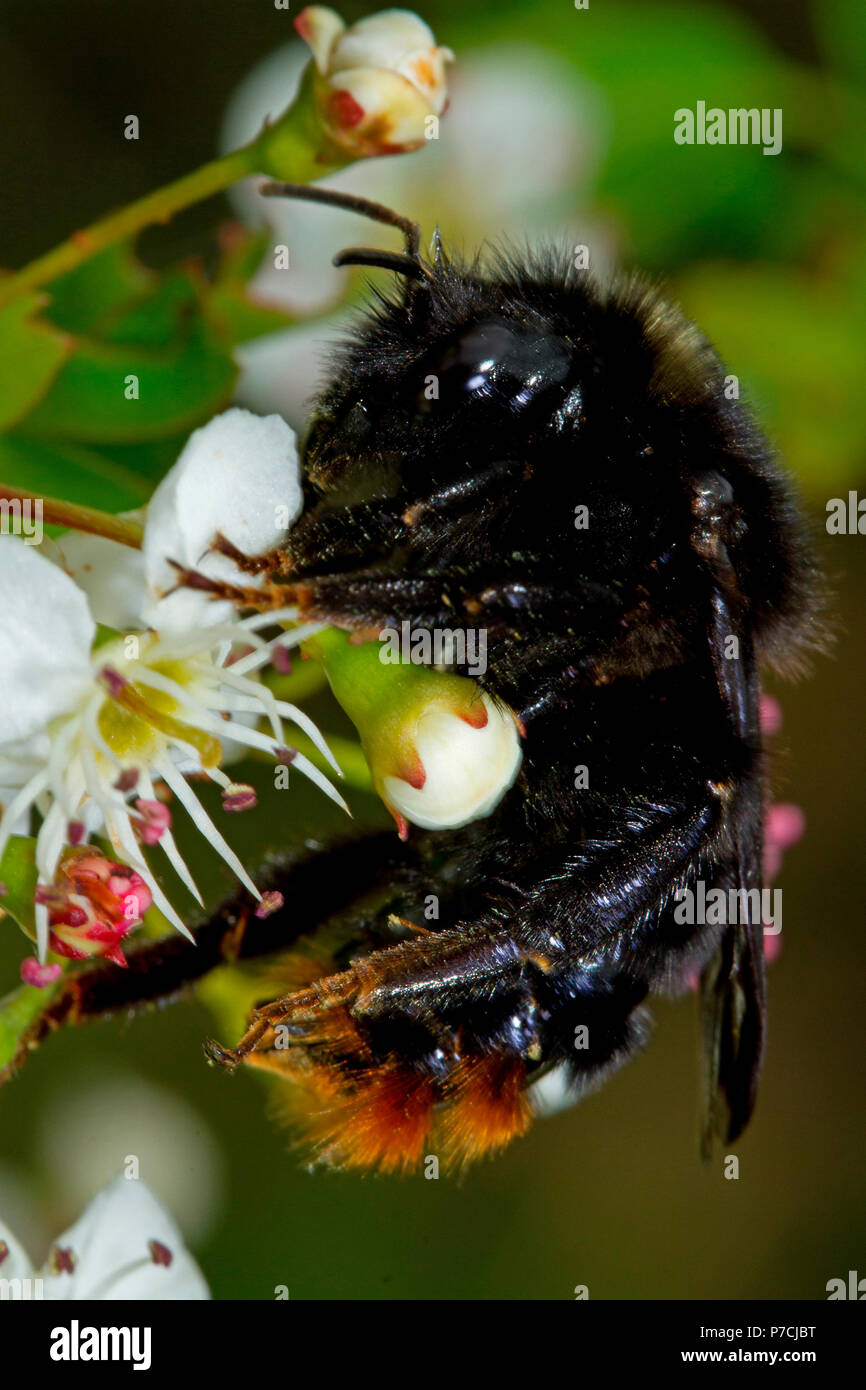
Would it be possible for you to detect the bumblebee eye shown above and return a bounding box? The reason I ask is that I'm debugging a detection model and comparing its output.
[416,318,572,415]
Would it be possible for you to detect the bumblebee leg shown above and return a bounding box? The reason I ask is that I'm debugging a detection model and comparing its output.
[0,830,411,1085]
[165,560,302,612]
[280,568,620,645]
[222,783,732,1172]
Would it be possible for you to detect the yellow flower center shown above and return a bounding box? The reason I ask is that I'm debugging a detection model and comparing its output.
[95,645,221,768]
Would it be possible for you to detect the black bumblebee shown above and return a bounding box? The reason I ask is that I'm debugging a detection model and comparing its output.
[24,183,820,1172]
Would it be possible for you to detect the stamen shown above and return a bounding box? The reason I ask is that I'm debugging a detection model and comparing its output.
[146,622,271,664]
[255,890,284,919]
[133,798,171,845]
[271,699,343,773]
[229,620,324,676]
[97,784,193,940]
[222,783,257,813]
[0,769,50,863]
[156,756,261,902]
[137,768,203,907]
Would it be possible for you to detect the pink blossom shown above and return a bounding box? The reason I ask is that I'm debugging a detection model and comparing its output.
[38,850,152,966]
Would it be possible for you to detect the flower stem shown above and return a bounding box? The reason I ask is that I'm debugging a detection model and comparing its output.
[0,145,259,311]
[0,485,143,547]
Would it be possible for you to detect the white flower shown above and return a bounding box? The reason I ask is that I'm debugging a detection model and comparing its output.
[0,409,346,958]
[0,1175,209,1299]
[528,1063,581,1118]
[60,407,303,635]
[297,5,453,156]
[381,692,522,834]
[141,407,303,634]
[0,539,95,744]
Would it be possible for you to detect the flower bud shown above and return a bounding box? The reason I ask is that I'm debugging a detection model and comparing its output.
[307,628,522,838]
[296,6,453,156]
[37,849,152,966]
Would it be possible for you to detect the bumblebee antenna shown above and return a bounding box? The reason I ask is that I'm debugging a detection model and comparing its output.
[259,181,431,281]
[332,246,429,280]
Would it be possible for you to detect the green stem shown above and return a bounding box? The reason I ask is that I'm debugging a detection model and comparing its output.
[0,145,257,310]
[0,484,143,547]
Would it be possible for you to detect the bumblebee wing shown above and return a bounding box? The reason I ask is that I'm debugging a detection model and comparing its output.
[692,472,767,1154]
[699,776,767,1155]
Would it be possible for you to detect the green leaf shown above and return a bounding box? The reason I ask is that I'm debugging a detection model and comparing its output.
[206,280,296,346]
[0,294,70,432]
[98,271,200,348]
[15,314,237,443]
[44,242,152,336]
[215,227,273,286]
[816,0,866,86]
[0,435,149,514]
[446,0,864,267]
[86,435,192,487]
[0,836,38,938]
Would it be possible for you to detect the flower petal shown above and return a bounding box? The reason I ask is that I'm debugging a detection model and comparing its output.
[39,1176,210,1300]
[529,1063,580,1118]
[142,408,301,634]
[329,10,437,75]
[325,67,438,151]
[0,538,94,743]
[296,4,346,72]
[57,526,147,632]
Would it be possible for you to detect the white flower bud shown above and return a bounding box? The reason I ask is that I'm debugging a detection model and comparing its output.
[382,692,522,832]
[297,6,453,156]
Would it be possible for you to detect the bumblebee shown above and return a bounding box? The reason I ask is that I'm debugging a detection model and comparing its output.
[24,183,820,1172]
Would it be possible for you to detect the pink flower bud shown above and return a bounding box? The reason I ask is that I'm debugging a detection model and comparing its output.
[40,848,152,966]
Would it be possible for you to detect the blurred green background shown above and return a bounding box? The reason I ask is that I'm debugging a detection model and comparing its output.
[0,0,864,1299]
